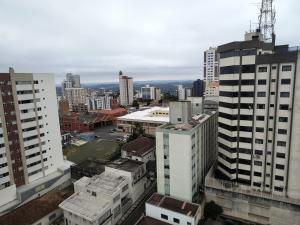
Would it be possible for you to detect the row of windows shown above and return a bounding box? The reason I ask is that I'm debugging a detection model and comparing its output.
[24,141,45,150]
[220,79,255,86]
[22,125,43,132]
[15,80,39,85]
[18,98,40,104]
[220,49,256,59]
[21,107,41,114]
[257,65,292,72]
[255,139,287,147]
[219,101,253,109]
[219,91,254,98]
[220,65,255,74]
[21,116,42,123]
[23,133,44,142]
[17,90,39,95]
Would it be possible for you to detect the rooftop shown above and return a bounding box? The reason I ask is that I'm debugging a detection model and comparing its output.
[107,158,144,172]
[147,193,200,217]
[117,107,169,123]
[161,112,216,131]
[0,187,73,225]
[122,137,155,156]
[135,216,170,225]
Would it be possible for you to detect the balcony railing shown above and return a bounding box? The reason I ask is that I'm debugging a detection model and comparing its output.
[205,166,300,206]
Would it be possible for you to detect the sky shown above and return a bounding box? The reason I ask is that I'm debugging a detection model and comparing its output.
[0,0,299,84]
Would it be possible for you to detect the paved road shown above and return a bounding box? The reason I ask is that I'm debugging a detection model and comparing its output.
[118,183,156,225]
[93,125,125,141]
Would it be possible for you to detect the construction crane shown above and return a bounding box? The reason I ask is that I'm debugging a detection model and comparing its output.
[258,0,276,42]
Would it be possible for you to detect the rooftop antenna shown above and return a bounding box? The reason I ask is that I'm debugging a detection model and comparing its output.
[258,0,276,42]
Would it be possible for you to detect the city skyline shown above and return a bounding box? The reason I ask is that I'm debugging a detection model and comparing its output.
[0,0,299,83]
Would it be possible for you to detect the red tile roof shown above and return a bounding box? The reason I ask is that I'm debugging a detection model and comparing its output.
[122,137,155,156]
[135,216,170,225]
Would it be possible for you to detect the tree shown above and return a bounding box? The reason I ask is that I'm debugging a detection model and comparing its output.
[127,122,144,142]
[203,201,223,221]
[132,100,139,109]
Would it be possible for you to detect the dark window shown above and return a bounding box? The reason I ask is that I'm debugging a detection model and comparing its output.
[282,65,292,71]
[269,116,274,119]
[277,141,286,147]
[271,92,275,95]
[240,92,254,97]
[278,129,287,134]
[242,65,255,73]
[279,117,288,122]
[276,164,285,170]
[272,66,277,70]
[281,79,291,84]
[241,79,255,85]
[258,80,267,85]
[276,153,285,158]
[274,186,283,192]
[270,104,274,107]
[279,104,289,110]
[220,50,240,58]
[256,127,264,132]
[253,182,261,187]
[242,49,256,56]
[257,104,265,109]
[173,218,180,224]
[271,79,276,82]
[220,66,240,74]
[257,92,266,97]
[268,140,272,143]
[258,66,267,72]
[255,139,263,144]
[254,161,262,166]
[254,172,262,177]
[255,150,263,155]
[256,116,265,121]
[161,214,168,220]
[280,92,290,98]
[219,91,238,97]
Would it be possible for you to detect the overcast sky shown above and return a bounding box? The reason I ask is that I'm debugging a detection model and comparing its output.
[0,0,299,83]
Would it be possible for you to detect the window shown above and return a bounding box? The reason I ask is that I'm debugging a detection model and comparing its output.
[270,116,274,119]
[161,214,168,220]
[268,140,272,143]
[272,66,277,70]
[278,129,287,134]
[256,127,264,132]
[276,153,285,158]
[270,104,274,107]
[271,92,275,95]
[274,186,284,192]
[258,80,267,85]
[177,118,182,122]
[253,182,261,187]
[242,65,255,73]
[271,78,276,82]
[92,191,97,197]
[256,116,265,121]
[281,79,291,84]
[254,161,262,166]
[254,171,262,177]
[258,66,267,72]
[255,139,263,144]
[257,104,265,109]
[277,141,286,147]
[257,92,266,97]
[280,92,290,98]
[279,117,288,122]
[255,150,263,155]
[276,164,285,170]
[173,218,180,224]
[282,65,292,71]
[279,104,289,110]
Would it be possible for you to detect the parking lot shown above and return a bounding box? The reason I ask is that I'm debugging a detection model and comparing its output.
[93,125,127,141]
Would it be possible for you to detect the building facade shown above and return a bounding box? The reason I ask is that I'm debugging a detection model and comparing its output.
[156,101,217,202]
[119,71,133,106]
[86,95,114,111]
[192,79,204,97]
[0,68,67,208]
[141,85,161,101]
[204,47,219,81]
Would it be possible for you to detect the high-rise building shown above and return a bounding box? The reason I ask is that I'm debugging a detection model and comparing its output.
[66,72,81,88]
[64,88,88,110]
[177,85,185,100]
[86,95,114,111]
[156,101,217,202]
[141,85,161,101]
[118,71,133,106]
[0,68,68,208]
[192,79,204,97]
[203,47,219,81]
[204,80,219,97]
[217,30,300,197]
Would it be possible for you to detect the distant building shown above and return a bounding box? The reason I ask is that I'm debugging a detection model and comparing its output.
[72,103,88,113]
[119,71,134,106]
[60,159,148,225]
[64,88,88,109]
[61,73,81,96]
[177,85,185,100]
[156,101,217,202]
[192,79,204,97]
[203,47,219,81]
[117,107,169,136]
[141,85,161,101]
[121,137,155,164]
[204,80,219,97]
[185,87,193,99]
[135,193,202,225]
[86,95,114,111]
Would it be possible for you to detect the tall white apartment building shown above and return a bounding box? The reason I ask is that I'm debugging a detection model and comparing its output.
[156,101,217,202]
[0,68,69,210]
[205,30,300,224]
[177,85,185,100]
[61,73,81,97]
[119,71,133,106]
[86,95,113,111]
[64,88,88,110]
[203,47,219,82]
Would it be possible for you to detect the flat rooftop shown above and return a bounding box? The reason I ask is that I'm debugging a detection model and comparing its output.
[135,216,170,225]
[107,158,144,172]
[161,112,216,131]
[147,193,200,217]
[117,107,169,123]
[122,137,155,156]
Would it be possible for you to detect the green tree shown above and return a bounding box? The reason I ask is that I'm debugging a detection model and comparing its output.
[132,100,140,109]
[203,201,223,221]
[127,123,144,142]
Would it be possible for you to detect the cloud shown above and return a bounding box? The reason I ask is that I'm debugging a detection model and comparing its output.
[0,0,299,83]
